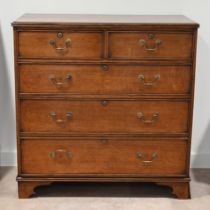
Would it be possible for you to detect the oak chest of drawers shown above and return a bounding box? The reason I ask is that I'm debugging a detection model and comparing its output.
[12,14,199,199]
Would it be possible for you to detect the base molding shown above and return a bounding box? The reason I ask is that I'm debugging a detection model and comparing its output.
[18,181,52,198]
[17,177,190,199]
[157,181,190,199]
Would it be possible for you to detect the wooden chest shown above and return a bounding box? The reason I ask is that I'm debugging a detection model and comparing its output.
[12,14,199,199]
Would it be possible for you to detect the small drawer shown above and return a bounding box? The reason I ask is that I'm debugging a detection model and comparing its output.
[21,139,187,175]
[109,32,193,60]
[18,31,103,59]
[20,64,191,95]
[20,100,189,134]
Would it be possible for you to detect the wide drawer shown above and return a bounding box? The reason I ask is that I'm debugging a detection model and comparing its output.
[20,100,189,134]
[20,64,191,94]
[109,32,193,60]
[18,31,103,59]
[21,139,187,175]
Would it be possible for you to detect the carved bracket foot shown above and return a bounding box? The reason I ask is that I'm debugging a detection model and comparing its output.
[18,181,52,198]
[157,182,190,199]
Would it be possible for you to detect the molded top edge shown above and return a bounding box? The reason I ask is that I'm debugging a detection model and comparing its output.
[12,14,199,28]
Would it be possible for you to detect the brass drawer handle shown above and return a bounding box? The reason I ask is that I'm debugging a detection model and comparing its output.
[49,112,73,124]
[49,74,72,88]
[49,149,73,159]
[138,74,160,86]
[137,112,160,124]
[49,38,71,54]
[136,152,158,166]
[139,34,161,51]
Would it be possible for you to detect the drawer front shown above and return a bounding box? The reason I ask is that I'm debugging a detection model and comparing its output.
[110,32,193,60]
[18,32,103,59]
[20,100,189,134]
[21,139,187,175]
[20,64,191,94]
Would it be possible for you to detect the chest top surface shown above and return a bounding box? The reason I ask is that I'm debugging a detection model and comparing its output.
[12,14,199,29]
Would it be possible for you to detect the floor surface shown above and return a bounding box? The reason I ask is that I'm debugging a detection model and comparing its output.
[0,167,210,210]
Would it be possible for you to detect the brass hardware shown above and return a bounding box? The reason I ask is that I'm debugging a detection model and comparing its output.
[148,34,155,39]
[49,151,56,159]
[136,152,158,166]
[49,38,71,54]
[138,74,160,86]
[101,65,109,71]
[101,100,109,106]
[49,73,72,88]
[137,112,160,124]
[139,34,161,51]
[101,139,108,144]
[57,32,63,38]
[49,149,73,160]
[136,153,142,159]
[66,74,72,80]
[49,112,73,124]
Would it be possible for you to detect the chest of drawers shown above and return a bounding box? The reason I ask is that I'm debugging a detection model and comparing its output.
[12,14,199,199]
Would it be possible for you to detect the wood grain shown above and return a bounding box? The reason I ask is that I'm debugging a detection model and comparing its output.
[19,64,191,95]
[157,182,190,199]
[109,32,193,60]
[12,14,199,199]
[20,100,189,134]
[21,139,187,175]
[19,31,103,59]
[18,181,51,198]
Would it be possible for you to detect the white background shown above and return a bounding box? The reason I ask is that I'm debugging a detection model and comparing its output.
[0,0,209,167]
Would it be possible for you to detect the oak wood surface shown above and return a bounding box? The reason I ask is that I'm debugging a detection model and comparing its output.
[17,178,190,198]
[12,14,199,27]
[21,139,187,175]
[19,31,103,59]
[19,64,191,94]
[109,32,193,60]
[18,181,52,198]
[20,100,189,134]
[157,182,190,199]
[12,14,199,199]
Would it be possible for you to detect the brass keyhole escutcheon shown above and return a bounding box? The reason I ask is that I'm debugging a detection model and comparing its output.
[148,34,155,39]
[57,32,63,38]
[101,139,108,144]
[101,100,109,106]
[101,65,109,71]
